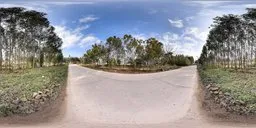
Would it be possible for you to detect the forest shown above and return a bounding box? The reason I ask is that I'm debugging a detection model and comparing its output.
[198,8,256,69]
[0,7,63,71]
[0,7,66,116]
[82,35,194,68]
[198,8,256,115]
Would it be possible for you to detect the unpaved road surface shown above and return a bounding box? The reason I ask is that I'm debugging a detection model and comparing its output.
[1,64,256,128]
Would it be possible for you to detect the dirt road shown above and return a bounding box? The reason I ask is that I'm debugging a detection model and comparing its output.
[1,64,256,128]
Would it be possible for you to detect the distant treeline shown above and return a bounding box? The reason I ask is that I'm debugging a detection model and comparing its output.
[198,8,256,69]
[0,7,63,71]
[82,35,194,67]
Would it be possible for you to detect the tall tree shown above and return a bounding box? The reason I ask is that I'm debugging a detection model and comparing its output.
[0,7,63,70]
[199,8,256,70]
[145,38,164,66]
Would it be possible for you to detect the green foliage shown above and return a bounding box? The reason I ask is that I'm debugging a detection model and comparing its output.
[69,57,81,64]
[162,53,194,66]
[82,34,194,68]
[174,55,192,66]
[0,104,12,117]
[187,56,194,64]
[106,36,125,65]
[0,65,68,116]
[145,38,164,65]
[197,9,256,113]
[82,64,179,73]
[162,52,174,65]
[198,45,208,65]
[199,67,256,111]
[55,51,64,65]
[83,44,107,65]
[0,7,63,70]
[107,58,118,67]
[198,8,256,69]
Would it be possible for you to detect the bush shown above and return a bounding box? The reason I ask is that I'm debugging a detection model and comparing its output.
[107,58,117,67]
[69,57,81,64]
[161,54,194,66]
[174,55,192,66]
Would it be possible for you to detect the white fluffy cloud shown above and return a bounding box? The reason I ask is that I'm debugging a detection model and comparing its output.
[79,35,101,48]
[161,36,197,58]
[185,16,194,22]
[180,1,256,59]
[54,13,101,49]
[44,1,94,5]
[183,27,208,41]
[188,1,233,8]
[54,25,100,49]
[79,15,99,23]
[74,25,90,33]
[162,32,179,41]
[0,3,48,12]
[0,2,93,13]
[54,25,83,49]
[168,19,184,28]
[132,34,147,40]
[156,27,207,59]
[131,27,207,59]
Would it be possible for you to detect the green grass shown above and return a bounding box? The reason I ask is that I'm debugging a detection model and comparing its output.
[200,68,256,111]
[0,65,68,116]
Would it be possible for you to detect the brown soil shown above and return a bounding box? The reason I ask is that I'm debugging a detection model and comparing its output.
[196,76,256,124]
[82,65,180,74]
[0,84,67,125]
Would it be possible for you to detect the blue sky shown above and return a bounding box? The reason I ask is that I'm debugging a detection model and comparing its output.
[1,0,256,59]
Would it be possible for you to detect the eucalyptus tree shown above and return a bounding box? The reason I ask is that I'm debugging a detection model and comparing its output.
[0,7,63,70]
[91,44,103,64]
[134,39,146,66]
[21,10,50,68]
[199,45,208,66]
[145,38,164,66]
[0,14,4,70]
[123,34,134,64]
[44,27,63,66]
[243,8,256,66]
[83,44,107,65]
[83,34,194,67]
[106,36,124,65]
[199,8,256,69]
[0,7,24,69]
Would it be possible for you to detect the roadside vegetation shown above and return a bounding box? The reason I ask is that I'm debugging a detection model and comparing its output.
[0,65,67,116]
[0,7,66,116]
[198,8,256,115]
[0,7,63,71]
[84,65,180,73]
[81,35,194,73]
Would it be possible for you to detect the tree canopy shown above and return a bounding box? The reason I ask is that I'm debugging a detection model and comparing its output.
[82,34,194,67]
[0,7,63,70]
[198,8,256,69]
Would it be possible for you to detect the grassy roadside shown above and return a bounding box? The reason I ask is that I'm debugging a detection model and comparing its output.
[81,64,180,73]
[0,65,68,116]
[199,67,256,115]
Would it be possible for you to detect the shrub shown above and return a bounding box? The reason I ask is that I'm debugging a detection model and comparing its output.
[174,55,192,66]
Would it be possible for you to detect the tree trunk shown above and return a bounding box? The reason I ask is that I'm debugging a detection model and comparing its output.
[0,44,2,71]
